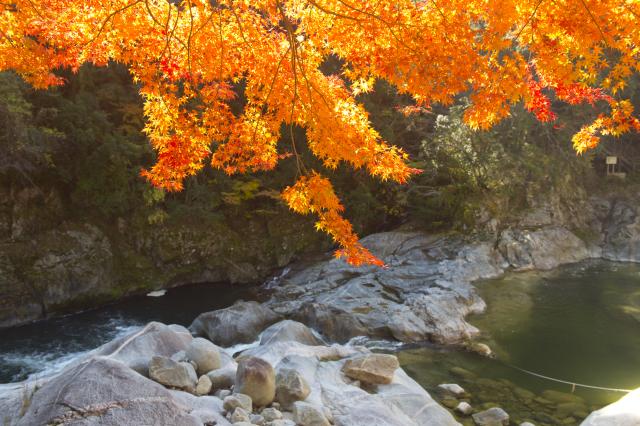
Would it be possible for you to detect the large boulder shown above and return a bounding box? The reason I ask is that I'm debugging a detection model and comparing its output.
[148,356,198,391]
[601,200,640,262]
[235,356,276,407]
[276,368,311,409]
[94,322,192,376]
[265,232,496,345]
[185,337,222,375]
[581,388,640,426]
[15,357,202,425]
[260,320,323,346]
[342,354,400,385]
[190,301,281,346]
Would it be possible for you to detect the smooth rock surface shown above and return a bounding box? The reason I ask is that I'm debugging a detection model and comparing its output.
[456,401,473,415]
[276,368,310,409]
[186,337,222,375]
[190,301,280,346]
[293,401,331,426]
[342,353,400,385]
[208,363,238,391]
[196,375,213,395]
[581,388,640,426]
[15,357,203,426]
[260,320,323,346]
[472,407,510,426]
[224,393,253,413]
[235,357,276,407]
[438,383,466,397]
[148,356,198,391]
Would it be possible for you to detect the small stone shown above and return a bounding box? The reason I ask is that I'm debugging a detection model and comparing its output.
[266,420,296,426]
[455,402,473,416]
[231,422,255,426]
[438,383,466,397]
[208,364,237,390]
[224,393,253,413]
[236,357,276,407]
[275,368,310,409]
[216,389,232,399]
[196,375,213,395]
[148,356,197,391]
[261,407,283,422]
[520,422,536,426]
[250,414,265,425]
[472,407,510,426]
[293,401,330,426]
[170,350,187,362]
[271,402,281,410]
[468,342,493,357]
[231,407,251,423]
[186,337,222,375]
[341,353,399,385]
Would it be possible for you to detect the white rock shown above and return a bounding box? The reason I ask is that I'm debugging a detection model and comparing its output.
[231,407,251,423]
[196,375,213,395]
[455,401,473,415]
[438,383,466,396]
[581,388,640,426]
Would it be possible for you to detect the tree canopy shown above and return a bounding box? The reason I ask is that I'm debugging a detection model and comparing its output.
[1,0,639,265]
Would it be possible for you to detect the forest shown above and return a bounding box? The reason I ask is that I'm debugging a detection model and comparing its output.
[1,1,640,426]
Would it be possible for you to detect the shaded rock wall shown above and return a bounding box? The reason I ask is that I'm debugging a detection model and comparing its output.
[0,183,328,328]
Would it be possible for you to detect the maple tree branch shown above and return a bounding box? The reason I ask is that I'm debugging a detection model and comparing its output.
[578,0,609,46]
[82,0,144,48]
[186,0,195,78]
[513,0,544,43]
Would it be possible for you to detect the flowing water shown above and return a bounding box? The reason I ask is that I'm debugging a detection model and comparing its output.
[399,260,640,425]
[0,282,257,383]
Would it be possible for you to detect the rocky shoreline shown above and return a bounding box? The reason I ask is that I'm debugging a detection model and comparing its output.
[0,320,461,426]
[1,193,640,425]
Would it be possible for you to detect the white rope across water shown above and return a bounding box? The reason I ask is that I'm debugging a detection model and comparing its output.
[502,361,633,393]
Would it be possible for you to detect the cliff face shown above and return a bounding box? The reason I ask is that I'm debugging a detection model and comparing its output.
[0,182,328,328]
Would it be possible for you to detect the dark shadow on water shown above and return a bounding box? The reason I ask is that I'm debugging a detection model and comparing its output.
[0,281,259,383]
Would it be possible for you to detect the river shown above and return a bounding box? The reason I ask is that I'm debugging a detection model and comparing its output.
[1,260,639,425]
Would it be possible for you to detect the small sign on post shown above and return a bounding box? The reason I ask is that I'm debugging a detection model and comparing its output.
[607,156,618,175]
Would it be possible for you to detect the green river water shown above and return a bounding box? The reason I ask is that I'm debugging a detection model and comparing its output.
[399,260,640,425]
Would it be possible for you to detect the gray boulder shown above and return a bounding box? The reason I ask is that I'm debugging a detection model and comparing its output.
[208,363,238,391]
[148,356,198,391]
[94,321,192,376]
[15,357,201,425]
[260,320,323,346]
[186,337,222,375]
[472,407,510,426]
[190,301,281,346]
[275,368,310,409]
[293,401,331,426]
[235,357,276,407]
[342,353,399,385]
